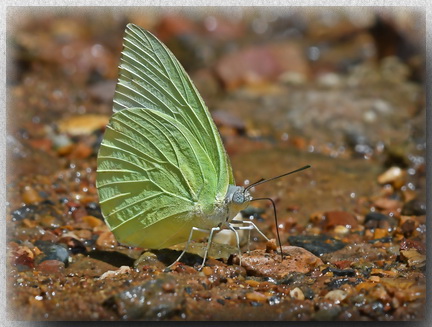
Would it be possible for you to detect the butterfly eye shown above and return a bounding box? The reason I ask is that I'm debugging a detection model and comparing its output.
[232,191,245,204]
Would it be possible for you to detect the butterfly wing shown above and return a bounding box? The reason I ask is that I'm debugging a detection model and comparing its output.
[96,24,233,248]
[113,24,234,187]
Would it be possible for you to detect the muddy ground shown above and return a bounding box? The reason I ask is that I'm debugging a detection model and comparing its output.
[5,7,427,321]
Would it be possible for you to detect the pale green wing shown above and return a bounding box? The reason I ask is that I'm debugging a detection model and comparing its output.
[113,23,234,187]
[97,108,220,248]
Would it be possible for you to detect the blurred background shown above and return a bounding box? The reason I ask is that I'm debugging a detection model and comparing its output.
[6,6,426,236]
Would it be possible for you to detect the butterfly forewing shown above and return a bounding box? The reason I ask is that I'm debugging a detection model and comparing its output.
[113,24,234,188]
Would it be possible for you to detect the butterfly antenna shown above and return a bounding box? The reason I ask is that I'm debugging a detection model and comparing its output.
[251,197,284,261]
[245,165,311,191]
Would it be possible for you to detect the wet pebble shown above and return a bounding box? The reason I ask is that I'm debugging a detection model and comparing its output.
[288,235,346,256]
[324,290,348,303]
[11,204,37,222]
[323,211,359,230]
[99,266,132,280]
[21,186,43,204]
[58,236,87,254]
[401,199,426,216]
[245,291,268,302]
[57,114,109,136]
[103,276,184,320]
[399,250,425,268]
[377,166,406,187]
[236,242,323,279]
[290,287,305,300]
[96,231,117,249]
[34,240,69,265]
[134,251,165,270]
[364,212,397,230]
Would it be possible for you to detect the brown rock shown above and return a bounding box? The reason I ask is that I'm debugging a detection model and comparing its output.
[96,231,117,249]
[21,186,42,204]
[323,211,359,230]
[236,241,323,279]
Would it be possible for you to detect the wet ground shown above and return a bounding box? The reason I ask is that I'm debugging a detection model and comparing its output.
[6,7,427,321]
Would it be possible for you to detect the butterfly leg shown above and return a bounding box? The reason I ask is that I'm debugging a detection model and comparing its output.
[166,226,211,270]
[198,226,221,270]
[231,219,270,242]
[227,224,242,265]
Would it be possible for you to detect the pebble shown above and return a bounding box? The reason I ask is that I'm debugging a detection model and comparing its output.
[373,198,401,211]
[399,250,426,268]
[103,276,183,320]
[82,215,104,228]
[364,212,397,230]
[11,204,37,221]
[333,225,350,236]
[21,186,42,204]
[99,266,132,279]
[245,291,268,302]
[323,211,359,229]
[324,290,348,303]
[288,235,346,256]
[290,287,305,300]
[57,114,109,136]
[34,240,70,264]
[96,231,117,249]
[373,228,389,239]
[237,243,323,279]
[377,166,406,186]
[401,199,426,216]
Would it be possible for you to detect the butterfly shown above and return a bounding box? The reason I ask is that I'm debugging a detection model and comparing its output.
[96,24,310,269]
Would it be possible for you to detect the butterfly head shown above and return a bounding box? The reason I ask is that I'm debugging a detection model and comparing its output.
[224,185,252,222]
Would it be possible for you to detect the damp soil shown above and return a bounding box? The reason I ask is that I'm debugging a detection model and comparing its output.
[6,8,426,321]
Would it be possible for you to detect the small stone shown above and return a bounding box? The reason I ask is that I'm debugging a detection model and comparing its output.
[334,225,350,235]
[202,266,213,276]
[373,198,401,211]
[400,249,426,268]
[82,215,104,228]
[377,166,406,186]
[73,229,93,240]
[288,235,346,256]
[401,199,426,216]
[364,212,397,230]
[373,228,388,239]
[245,291,268,302]
[289,287,305,300]
[21,186,42,204]
[323,211,359,229]
[103,276,183,319]
[99,266,132,279]
[57,114,109,136]
[245,279,260,287]
[237,242,323,279]
[11,204,37,221]
[324,290,347,303]
[34,240,69,264]
[96,231,117,249]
